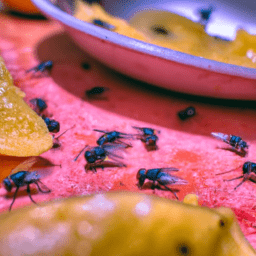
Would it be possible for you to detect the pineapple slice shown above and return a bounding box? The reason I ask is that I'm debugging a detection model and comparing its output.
[0,57,52,157]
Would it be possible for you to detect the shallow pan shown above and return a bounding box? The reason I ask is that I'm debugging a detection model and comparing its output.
[32,0,256,99]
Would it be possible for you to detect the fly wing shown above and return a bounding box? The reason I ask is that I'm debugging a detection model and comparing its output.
[157,173,188,186]
[131,126,144,138]
[9,157,38,176]
[103,143,127,159]
[94,129,135,139]
[10,157,57,178]
[132,126,143,132]
[211,132,230,143]
[159,167,179,173]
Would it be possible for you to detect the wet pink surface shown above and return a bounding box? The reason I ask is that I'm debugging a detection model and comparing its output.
[1,11,256,248]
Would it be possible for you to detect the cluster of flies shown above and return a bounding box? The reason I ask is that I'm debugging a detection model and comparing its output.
[3,94,75,211]
[73,126,189,201]
[3,61,254,211]
[74,127,160,168]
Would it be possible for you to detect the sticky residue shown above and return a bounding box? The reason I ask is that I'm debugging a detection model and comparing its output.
[6,223,71,255]
[77,221,102,240]
[82,194,116,219]
[134,198,152,217]
[77,221,93,237]
[29,205,56,220]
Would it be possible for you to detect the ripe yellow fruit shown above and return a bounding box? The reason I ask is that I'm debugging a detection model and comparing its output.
[0,57,53,157]
[3,0,41,15]
[74,1,148,42]
[0,191,255,256]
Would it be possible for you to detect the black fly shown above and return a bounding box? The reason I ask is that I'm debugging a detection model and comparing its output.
[132,126,160,136]
[94,129,133,147]
[216,161,256,190]
[3,157,51,211]
[136,167,188,199]
[178,106,196,120]
[85,87,109,99]
[198,6,215,27]
[26,60,53,76]
[132,126,160,151]
[29,98,60,133]
[42,116,60,133]
[211,132,248,155]
[29,98,47,115]
[74,144,126,172]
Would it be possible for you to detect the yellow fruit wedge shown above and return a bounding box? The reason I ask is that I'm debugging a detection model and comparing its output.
[0,192,255,255]
[0,57,53,157]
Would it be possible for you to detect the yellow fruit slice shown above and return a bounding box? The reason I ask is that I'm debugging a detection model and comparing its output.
[0,192,255,255]
[0,57,52,157]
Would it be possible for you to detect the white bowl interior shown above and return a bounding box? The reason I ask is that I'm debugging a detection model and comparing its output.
[102,0,256,40]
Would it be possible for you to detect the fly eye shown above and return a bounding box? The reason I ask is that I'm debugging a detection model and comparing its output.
[85,151,91,157]
[136,171,141,180]
[36,98,47,111]
[48,120,60,133]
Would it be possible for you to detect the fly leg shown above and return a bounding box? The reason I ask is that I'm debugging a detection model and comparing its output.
[223,175,246,190]
[85,163,97,173]
[216,167,241,176]
[151,181,156,194]
[230,173,250,190]
[9,186,19,212]
[27,184,37,205]
[35,180,51,193]
[162,184,179,200]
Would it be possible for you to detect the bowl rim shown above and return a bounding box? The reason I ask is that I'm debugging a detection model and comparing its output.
[32,0,256,80]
